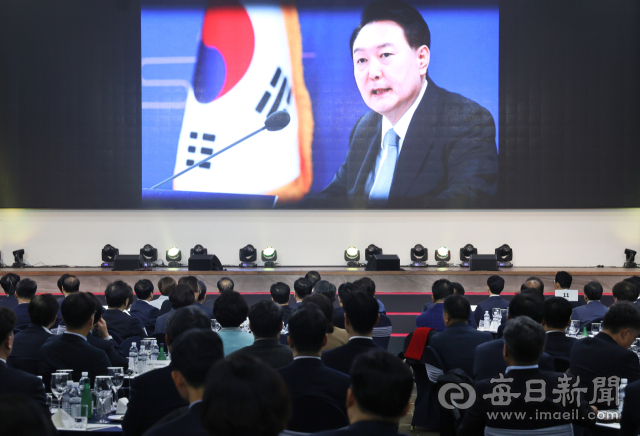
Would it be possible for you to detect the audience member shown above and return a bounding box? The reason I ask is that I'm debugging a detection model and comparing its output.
[554,271,572,291]
[473,275,509,325]
[459,317,596,434]
[102,281,146,339]
[213,290,253,355]
[313,280,337,303]
[39,292,111,390]
[0,394,56,436]
[197,280,207,303]
[13,278,38,327]
[624,276,640,302]
[334,282,359,329]
[571,281,608,328]
[620,378,640,436]
[144,329,224,436]
[229,300,292,368]
[305,270,321,286]
[0,273,19,309]
[314,351,413,436]
[416,279,475,330]
[522,276,544,293]
[429,295,493,377]
[570,302,640,410]
[8,294,58,375]
[293,278,313,306]
[613,280,639,304]
[55,273,73,304]
[354,277,386,314]
[452,282,465,295]
[155,277,177,314]
[201,355,291,436]
[542,297,576,361]
[519,288,545,304]
[322,290,382,374]
[62,275,80,295]
[86,293,128,369]
[130,279,160,333]
[154,284,196,334]
[179,276,213,318]
[270,282,292,324]
[123,306,210,436]
[216,277,235,293]
[304,293,348,351]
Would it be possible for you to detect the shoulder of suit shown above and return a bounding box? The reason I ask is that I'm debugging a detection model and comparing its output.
[428,81,493,125]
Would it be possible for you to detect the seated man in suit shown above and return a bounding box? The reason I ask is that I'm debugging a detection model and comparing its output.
[474,275,510,326]
[144,329,223,436]
[474,294,555,381]
[333,282,359,329]
[305,294,348,351]
[542,296,576,362]
[130,279,160,333]
[459,316,597,435]
[13,278,38,327]
[86,293,128,370]
[217,277,234,293]
[322,290,382,374]
[293,277,313,308]
[570,301,640,410]
[354,277,386,314]
[278,305,351,430]
[571,281,608,328]
[178,276,213,319]
[613,280,639,304]
[154,284,198,335]
[213,290,253,355]
[305,270,321,286]
[429,294,493,377]
[39,292,111,390]
[554,270,581,308]
[155,277,176,315]
[522,276,545,294]
[271,282,293,325]
[9,294,58,374]
[0,273,19,310]
[229,300,293,368]
[122,306,209,436]
[315,351,414,436]
[620,378,640,436]
[102,280,146,339]
[416,279,475,331]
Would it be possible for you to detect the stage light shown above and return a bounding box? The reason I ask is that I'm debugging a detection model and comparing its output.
[459,244,477,267]
[261,246,277,268]
[239,244,257,267]
[166,246,182,268]
[495,244,513,267]
[410,244,428,267]
[190,244,208,256]
[12,249,25,268]
[435,246,451,267]
[101,244,119,268]
[365,244,383,263]
[344,246,360,267]
[140,244,158,266]
[624,249,638,268]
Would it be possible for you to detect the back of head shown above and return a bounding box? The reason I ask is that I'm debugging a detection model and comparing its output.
[170,329,223,388]
[503,316,546,365]
[61,292,95,330]
[86,293,104,325]
[202,355,291,436]
[432,279,453,301]
[165,305,212,344]
[443,294,471,322]
[158,277,177,297]
[338,282,359,303]
[584,281,604,301]
[603,302,640,334]
[624,276,640,294]
[508,294,544,323]
[15,279,37,301]
[248,300,283,339]
[293,278,313,299]
[28,294,59,327]
[304,270,321,285]
[0,273,20,296]
[613,281,638,302]
[0,394,57,436]
[312,280,336,302]
[169,284,196,310]
[302,294,334,333]
[354,277,376,297]
[487,275,505,295]
[269,282,290,305]
[134,279,154,300]
[213,290,248,328]
[543,297,573,329]
[0,307,17,346]
[197,280,207,302]
[217,277,234,293]
[288,305,327,353]
[555,271,572,289]
[351,350,413,420]
[62,276,80,293]
[105,280,132,308]
[343,291,379,335]
[520,288,545,304]
[178,275,199,294]
[56,274,71,292]
[524,276,545,293]
[451,282,465,295]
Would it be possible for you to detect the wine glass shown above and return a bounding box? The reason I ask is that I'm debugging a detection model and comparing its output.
[569,320,580,337]
[108,368,124,403]
[51,372,69,410]
[591,323,602,336]
[492,308,501,320]
[211,319,221,332]
[94,376,113,423]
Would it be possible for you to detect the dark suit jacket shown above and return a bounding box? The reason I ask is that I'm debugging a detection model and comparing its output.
[122,364,189,436]
[38,332,111,391]
[153,310,172,335]
[196,302,213,319]
[473,338,555,381]
[571,300,608,328]
[0,295,18,310]
[158,299,172,316]
[0,360,49,417]
[473,296,510,326]
[570,332,640,409]
[282,304,293,325]
[130,300,160,334]
[333,306,345,329]
[428,322,493,377]
[87,331,128,370]
[423,301,434,312]
[415,303,475,331]
[544,331,577,361]
[314,420,406,436]
[228,338,293,369]
[322,337,382,375]
[102,309,146,339]
[13,302,31,327]
[143,401,206,436]
[8,324,54,375]
[315,79,498,208]
[620,379,640,436]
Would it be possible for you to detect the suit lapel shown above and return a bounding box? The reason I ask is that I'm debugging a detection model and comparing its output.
[351,121,382,196]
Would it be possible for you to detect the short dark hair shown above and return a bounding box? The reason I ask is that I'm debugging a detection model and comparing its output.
[178,276,199,294]
[171,329,223,388]
[197,280,207,302]
[584,281,604,301]
[214,291,248,328]
[451,282,465,295]
[0,307,16,345]
[270,282,290,305]
[302,294,334,333]
[158,277,176,296]
[503,316,546,365]
[217,277,234,293]
[166,306,211,344]
[0,273,20,296]
[487,275,505,294]
[293,278,313,299]
[555,271,572,289]
[603,302,640,334]
[169,284,196,309]
[624,276,640,296]
[201,355,291,436]
[613,281,638,302]
[15,279,37,300]
[287,305,327,353]
[350,0,431,56]
[105,280,132,308]
[28,294,59,327]
[56,274,72,292]
[312,280,336,302]
[343,291,379,335]
[543,297,573,329]
[62,276,80,293]
[524,276,545,293]
[304,271,321,285]
[508,294,544,323]
[338,282,359,303]
[61,292,96,329]
[134,279,154,300]
[432,279,453,301]
[248,300,283,338]
[520,288,545,304]
[354,277,376,297]
[87,293,104,325]
[351,351,413,418]
[443,294,470,321]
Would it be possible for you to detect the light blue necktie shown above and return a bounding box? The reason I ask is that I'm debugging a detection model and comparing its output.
[369,128,399,204]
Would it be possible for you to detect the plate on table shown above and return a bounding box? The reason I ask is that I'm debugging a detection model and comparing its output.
[107,415,125,422]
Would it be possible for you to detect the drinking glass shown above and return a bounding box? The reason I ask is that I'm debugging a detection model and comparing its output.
[46,393,57,414]
[492,308,502,319]
[108,367,124,403]
[478,320,485,330]
[71,404,88,429]
[500,309,509,323]
[591,323,602,336]
[94,376,113,423]
[211,319,221,332]
[51,373,69,410]
[569,320,580,337]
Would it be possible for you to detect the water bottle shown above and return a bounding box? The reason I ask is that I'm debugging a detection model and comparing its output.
[137,345,148,374]
[69,382,81,411]
[78,372,89,393]
[62,380,72,414]
[129,342,138,373]
[619,378,627,414]
[484,311,491,329]
[150,340,159,361]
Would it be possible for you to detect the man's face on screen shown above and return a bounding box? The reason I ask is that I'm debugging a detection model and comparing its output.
[352,20,429,125]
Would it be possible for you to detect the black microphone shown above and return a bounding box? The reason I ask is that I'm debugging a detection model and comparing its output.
[150,110,291,189]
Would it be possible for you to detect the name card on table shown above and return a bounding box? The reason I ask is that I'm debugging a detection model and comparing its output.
[556,289,578,302]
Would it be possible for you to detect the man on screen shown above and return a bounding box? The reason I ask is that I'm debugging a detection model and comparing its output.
[317,0,497,208]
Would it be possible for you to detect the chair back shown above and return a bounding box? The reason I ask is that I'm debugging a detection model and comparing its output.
[553,357,571,373]
[287,396,349,433]
[372,314,392,350]
[119,336,144,357]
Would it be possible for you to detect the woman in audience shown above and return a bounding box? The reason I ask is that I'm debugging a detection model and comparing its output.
[303,294,348,351]
[213,291,253,355]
